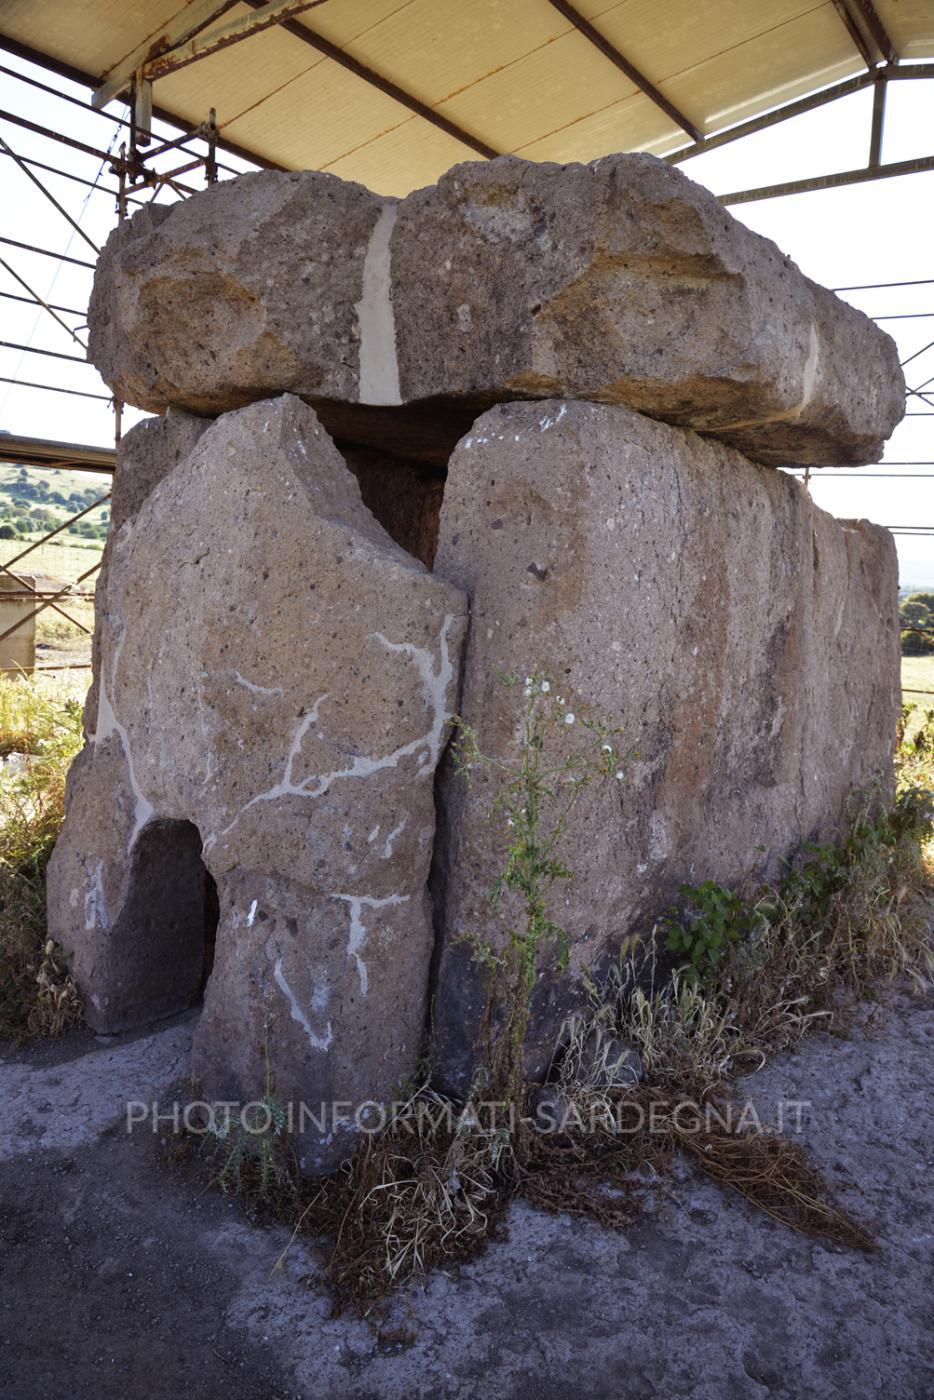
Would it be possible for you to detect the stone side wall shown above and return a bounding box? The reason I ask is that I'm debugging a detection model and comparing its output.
[48,396,467,1170]
[429,400,900,1089]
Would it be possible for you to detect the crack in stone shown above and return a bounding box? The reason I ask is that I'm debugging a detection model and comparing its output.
[205,613,458,851]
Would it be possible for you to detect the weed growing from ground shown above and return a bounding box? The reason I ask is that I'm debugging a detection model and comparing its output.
[200,1043,299,1210]
[450,670,624,1100]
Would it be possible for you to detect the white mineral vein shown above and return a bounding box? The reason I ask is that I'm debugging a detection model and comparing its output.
[355,200,402,406]
[328,893,409,995]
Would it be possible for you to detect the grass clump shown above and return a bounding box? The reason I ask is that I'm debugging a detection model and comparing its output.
[0,671,87,1039]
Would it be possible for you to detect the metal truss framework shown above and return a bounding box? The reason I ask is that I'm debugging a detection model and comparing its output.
[0,15,932,671]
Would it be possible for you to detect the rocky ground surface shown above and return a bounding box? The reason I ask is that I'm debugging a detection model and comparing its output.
[0,985,931,1400]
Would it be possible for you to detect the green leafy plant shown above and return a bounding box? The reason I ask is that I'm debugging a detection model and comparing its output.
[451,670,625,1098]
[664,880,766,983]
[201,1041,298,1211]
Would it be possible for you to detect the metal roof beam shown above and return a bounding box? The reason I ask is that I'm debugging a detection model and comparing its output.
[242,0,499,159]
[668,61,932,166]
[668,69,876,164]
[0,35,285,172]
[849,0,899,64]
[544,0,703,144]
[91,3,241,108]
[830,0,877,69]
[0,433,115,470]
[93,1,330,108]
[720,151,934,205]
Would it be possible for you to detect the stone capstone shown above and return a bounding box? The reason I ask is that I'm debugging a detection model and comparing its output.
[88,155,904,470]
[47,394,468,1170]
[429,400,899,1092]
[88,171,383,418]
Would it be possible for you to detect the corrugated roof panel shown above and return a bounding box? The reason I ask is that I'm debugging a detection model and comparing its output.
[0,0,932,190]
[321,113,479,195]
[436,30,639,154]
[1,0,183,80]
[876,0,934,57]
[219,59,412,171]
[312,0,572,108]
[302,0,429,50]
[153,6,326,134]
[584,0,828,85]
[663,6,863,133]
[514,89,680,162]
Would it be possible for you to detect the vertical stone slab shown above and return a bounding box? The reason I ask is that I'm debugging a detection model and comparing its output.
[49,395,468,1171]
[430,400,899,1093]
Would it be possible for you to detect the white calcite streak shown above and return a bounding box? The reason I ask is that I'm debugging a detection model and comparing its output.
[272,955,333,1052]
[93,632,154,853]
[207,613,458,849]
[83,859,108,932]
[355,200,402,406]
[329,893,409,995]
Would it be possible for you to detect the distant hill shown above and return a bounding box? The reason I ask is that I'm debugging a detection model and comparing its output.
[0,462,110,582]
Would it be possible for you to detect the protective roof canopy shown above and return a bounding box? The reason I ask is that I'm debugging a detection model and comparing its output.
[3,1,934,195]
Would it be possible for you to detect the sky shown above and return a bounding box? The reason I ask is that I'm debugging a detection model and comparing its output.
[0,49,932,586]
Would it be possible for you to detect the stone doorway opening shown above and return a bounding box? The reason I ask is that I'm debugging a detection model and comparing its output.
[103,818,218,1031]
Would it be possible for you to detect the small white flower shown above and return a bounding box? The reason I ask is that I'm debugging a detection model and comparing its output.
[524,676,533,686]
[602,743,612,753]
[557,696,565,706]
[615,770,624,781]
[540,680,551,693]
[523,687,532,698]
[564,713,575,725]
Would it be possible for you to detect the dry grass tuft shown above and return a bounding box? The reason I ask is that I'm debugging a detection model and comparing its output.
[313,1089,515,1306]
[0,671,87,1039]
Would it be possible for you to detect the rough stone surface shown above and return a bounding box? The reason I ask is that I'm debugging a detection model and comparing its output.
[109,406,210,530]
[88,171,383,417]
[48,394,468,1170]
[86,407,211,728]
[88,155,904,469]
[430,400,899,1092]
[393,155,905,467]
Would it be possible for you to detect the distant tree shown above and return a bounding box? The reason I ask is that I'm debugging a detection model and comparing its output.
[0,524,18,540]
[900,591,934,655]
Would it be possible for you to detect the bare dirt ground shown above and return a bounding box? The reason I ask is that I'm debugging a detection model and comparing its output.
[1,987,931,1400]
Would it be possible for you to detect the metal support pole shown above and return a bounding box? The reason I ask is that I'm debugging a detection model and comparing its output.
[0,560,102,647]
[206,108,218,185]
[0,135,101,255]
[0,561,91,635]
[869,77,887,167]
[134,73,153,147]
[0,255,87,350]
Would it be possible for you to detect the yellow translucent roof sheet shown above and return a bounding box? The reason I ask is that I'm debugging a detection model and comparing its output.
[2,0,932,195]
